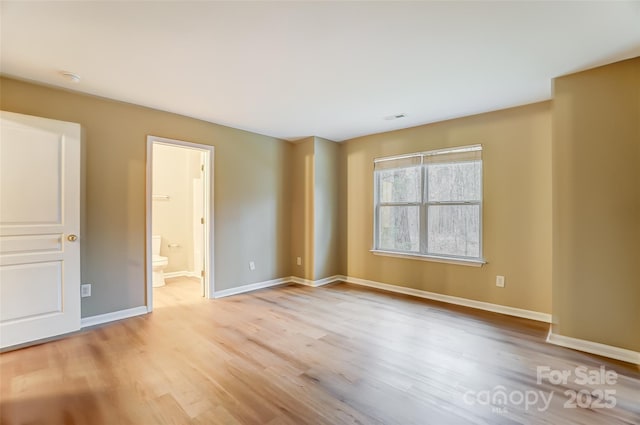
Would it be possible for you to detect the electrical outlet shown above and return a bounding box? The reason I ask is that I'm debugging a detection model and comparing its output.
[81,283,92,297]
[249,261,255,271]
[496,275,505,288]
[296,257,302,266]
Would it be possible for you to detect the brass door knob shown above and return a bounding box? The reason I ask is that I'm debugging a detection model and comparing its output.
[67,234,78,242]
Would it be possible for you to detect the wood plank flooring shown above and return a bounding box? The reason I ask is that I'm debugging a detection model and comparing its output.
[1,278,639,424]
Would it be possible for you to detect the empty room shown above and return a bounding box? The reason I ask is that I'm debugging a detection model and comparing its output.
[1,1,639,424]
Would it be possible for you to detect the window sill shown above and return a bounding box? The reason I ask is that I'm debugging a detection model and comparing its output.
[370,250,486,267]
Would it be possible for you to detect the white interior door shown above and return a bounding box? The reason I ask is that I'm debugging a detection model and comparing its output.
[193,171,204,296]
[0,111,81,349]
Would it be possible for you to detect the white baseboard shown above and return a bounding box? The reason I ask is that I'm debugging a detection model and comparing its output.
[213,277,290,298]
[164,270,199,279]
[546,330,640,365]
[343,276,552,323]
[81,306,148,328]
[290,275,344,287]
[213,275,342,298]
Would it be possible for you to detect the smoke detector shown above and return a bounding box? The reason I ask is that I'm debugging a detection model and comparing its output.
[384,113,407,121]
[60,71,81,83]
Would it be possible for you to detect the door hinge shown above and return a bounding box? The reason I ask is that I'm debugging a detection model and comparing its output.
[200,217,204,224]
[201,164,204,172]
[201,270,205,278]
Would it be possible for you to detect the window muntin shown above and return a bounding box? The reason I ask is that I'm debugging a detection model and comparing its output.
[373,145,483,262]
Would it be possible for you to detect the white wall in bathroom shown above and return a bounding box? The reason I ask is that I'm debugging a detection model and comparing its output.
[152,144,203,274]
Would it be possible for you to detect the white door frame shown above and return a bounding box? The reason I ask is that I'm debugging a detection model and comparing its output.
[145,135,214,312]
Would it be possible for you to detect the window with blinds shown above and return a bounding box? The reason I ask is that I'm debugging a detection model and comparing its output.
[373,144,484,263]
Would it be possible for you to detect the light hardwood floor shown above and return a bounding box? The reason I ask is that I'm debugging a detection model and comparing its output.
[1,277,639,424]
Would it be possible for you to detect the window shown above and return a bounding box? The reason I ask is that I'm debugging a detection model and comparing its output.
[373,145,484,265]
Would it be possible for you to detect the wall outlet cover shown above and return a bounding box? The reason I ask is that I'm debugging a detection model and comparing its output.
[81,283,92,297]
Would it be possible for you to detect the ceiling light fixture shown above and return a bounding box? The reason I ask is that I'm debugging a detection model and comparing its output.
[60,71,81,83]
[384,113,407,121]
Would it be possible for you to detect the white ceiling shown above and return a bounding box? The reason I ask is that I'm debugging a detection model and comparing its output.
[2,1,639,142]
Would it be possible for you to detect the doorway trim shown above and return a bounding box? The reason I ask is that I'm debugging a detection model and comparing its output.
[145,135,214,312]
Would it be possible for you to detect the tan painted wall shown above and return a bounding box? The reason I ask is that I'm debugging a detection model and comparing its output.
[0,77,292,317]
[552,57,640,351]
[338,142,348,275]
[290,138,315,280]
[290,136,342,281]
[342,102,552,314]
[314,137,340,279]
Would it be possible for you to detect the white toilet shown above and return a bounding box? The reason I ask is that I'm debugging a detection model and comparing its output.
[152,235,169,287]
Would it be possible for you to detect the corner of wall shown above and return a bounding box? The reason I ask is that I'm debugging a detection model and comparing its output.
[551,56,640,353]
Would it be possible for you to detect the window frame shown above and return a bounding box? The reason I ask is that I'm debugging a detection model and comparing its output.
[373,166,423,254]
[372,145,486,267]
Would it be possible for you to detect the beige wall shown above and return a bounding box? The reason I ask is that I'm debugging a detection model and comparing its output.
[290,138,315,280]
[342,102,552,314]
[290,136,341,281]
[338,141,348,275]
[552,57,640,351]
[152,144,202,274]
[313,137,340,279]
[0,77,292,317]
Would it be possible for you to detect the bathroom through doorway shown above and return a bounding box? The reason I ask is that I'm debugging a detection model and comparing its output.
[145,136,214,311]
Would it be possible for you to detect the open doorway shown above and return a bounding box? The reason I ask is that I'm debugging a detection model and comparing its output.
[145,136,214,311]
